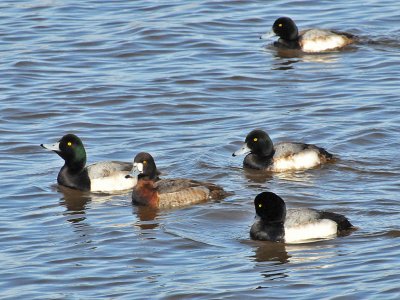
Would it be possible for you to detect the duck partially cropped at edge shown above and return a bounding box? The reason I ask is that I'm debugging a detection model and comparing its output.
[250,192,354,243]
[126,152,228,209]
[261,17,356,53]
[232,129,333,171]
[41,134,136,192]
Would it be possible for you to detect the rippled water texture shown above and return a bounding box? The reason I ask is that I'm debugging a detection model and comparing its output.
[1,0,400,299]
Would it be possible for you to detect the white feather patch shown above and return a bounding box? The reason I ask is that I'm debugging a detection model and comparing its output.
[133,162,143,173]
[300,29,350,52]
[272,150,321,171]
[284,219,338,243]
[90,174,137,193]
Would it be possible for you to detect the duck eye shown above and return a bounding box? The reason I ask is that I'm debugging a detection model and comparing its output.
[253,138,258,142]
[258,204,262,208]
[278,23,283,27]
[143,160,147,164]
[67,142,72,146]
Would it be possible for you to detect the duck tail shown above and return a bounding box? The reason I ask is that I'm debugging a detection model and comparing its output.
[319,211,353,231]
[205,183,233,200]
[306,144,334,162]
[319,147,334,161]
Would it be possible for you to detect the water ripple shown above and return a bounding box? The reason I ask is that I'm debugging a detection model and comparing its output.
[1,0,400,299]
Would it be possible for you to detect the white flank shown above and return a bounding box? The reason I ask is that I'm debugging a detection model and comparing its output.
[272,150,320,171]
[301,29,348,52]
[284,219,338,243]
[90,174,137,193]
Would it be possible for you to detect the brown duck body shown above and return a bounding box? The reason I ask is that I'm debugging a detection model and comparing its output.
[130,152,228,209]
[133,178,226,209]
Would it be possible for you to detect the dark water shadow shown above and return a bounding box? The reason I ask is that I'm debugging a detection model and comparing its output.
[132,205,160,230]
[357,34,400,51]
[58,185,92,224]
[57,186,97,245]
[243,167,317,186]
[262,43,358,70]
[271,50,343,70]
[251,240,291,264]
[360,229,400,239]
[243,168,274,184]
[241,240,290,283]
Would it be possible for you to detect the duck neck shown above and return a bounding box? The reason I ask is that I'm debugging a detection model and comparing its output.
[65,158,86,173]
[244,150,275,170]
[262,220,285,242]
[58,165,90,191]
[278,38,301,49]
[138,171,158,181]
[133,179,158,207]
[62,146,86,173]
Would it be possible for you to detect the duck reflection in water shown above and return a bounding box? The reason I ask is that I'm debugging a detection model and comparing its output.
[243,168,274,184]
[132,205,160,230]
[246,241,290,283]
[252,241,290,263]
[264,46,342,71]
[58,185,91,223]
[242,167,316,187]
[57,186,97,245]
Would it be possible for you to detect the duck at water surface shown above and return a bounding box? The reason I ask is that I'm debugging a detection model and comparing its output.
[41,134,136,192]
[232,129,333,171]
[126,152,229,209]
[261,17,356,53]
[250,192,354,243]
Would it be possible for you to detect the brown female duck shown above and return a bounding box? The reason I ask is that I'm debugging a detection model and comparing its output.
[127,152,228,209]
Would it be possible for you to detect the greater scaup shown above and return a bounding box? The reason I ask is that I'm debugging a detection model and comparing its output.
[261,17,355,53]
[250,192,354,243]
[232,129,333,171]
[41,134,136,192]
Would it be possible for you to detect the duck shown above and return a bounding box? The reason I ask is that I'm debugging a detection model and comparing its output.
[232,129,333,171]
[41,133,136,192]
[261,17,355,53]
[250,192,354,243]
[126,152,228,209]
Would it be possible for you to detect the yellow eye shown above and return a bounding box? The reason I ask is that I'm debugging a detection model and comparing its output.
[253,138,258,142]
[143,160,147,164]
[67,142,72,146]
[278,23,283,27]
[258,204,262,208]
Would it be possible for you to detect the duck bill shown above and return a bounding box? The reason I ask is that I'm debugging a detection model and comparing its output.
[40,142,61,152]
[260,30,276,40]
[232,143,251,157]
[125,163,143,179]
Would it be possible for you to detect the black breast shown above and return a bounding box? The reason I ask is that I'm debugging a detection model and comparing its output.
[250,220,285,242]
[244,154,273,170]
[57,166,90,191]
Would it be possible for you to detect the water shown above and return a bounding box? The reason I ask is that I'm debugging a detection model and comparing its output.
[1,0,400,298]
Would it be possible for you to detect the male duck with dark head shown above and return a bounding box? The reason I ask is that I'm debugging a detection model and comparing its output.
[261,17,355,53]
[126,152,228,209]
[232,129,333,172]
[250,192,354,243]
[41,134,136,192]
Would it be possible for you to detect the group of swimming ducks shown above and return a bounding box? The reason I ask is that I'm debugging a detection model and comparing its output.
[41,17,357,244]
